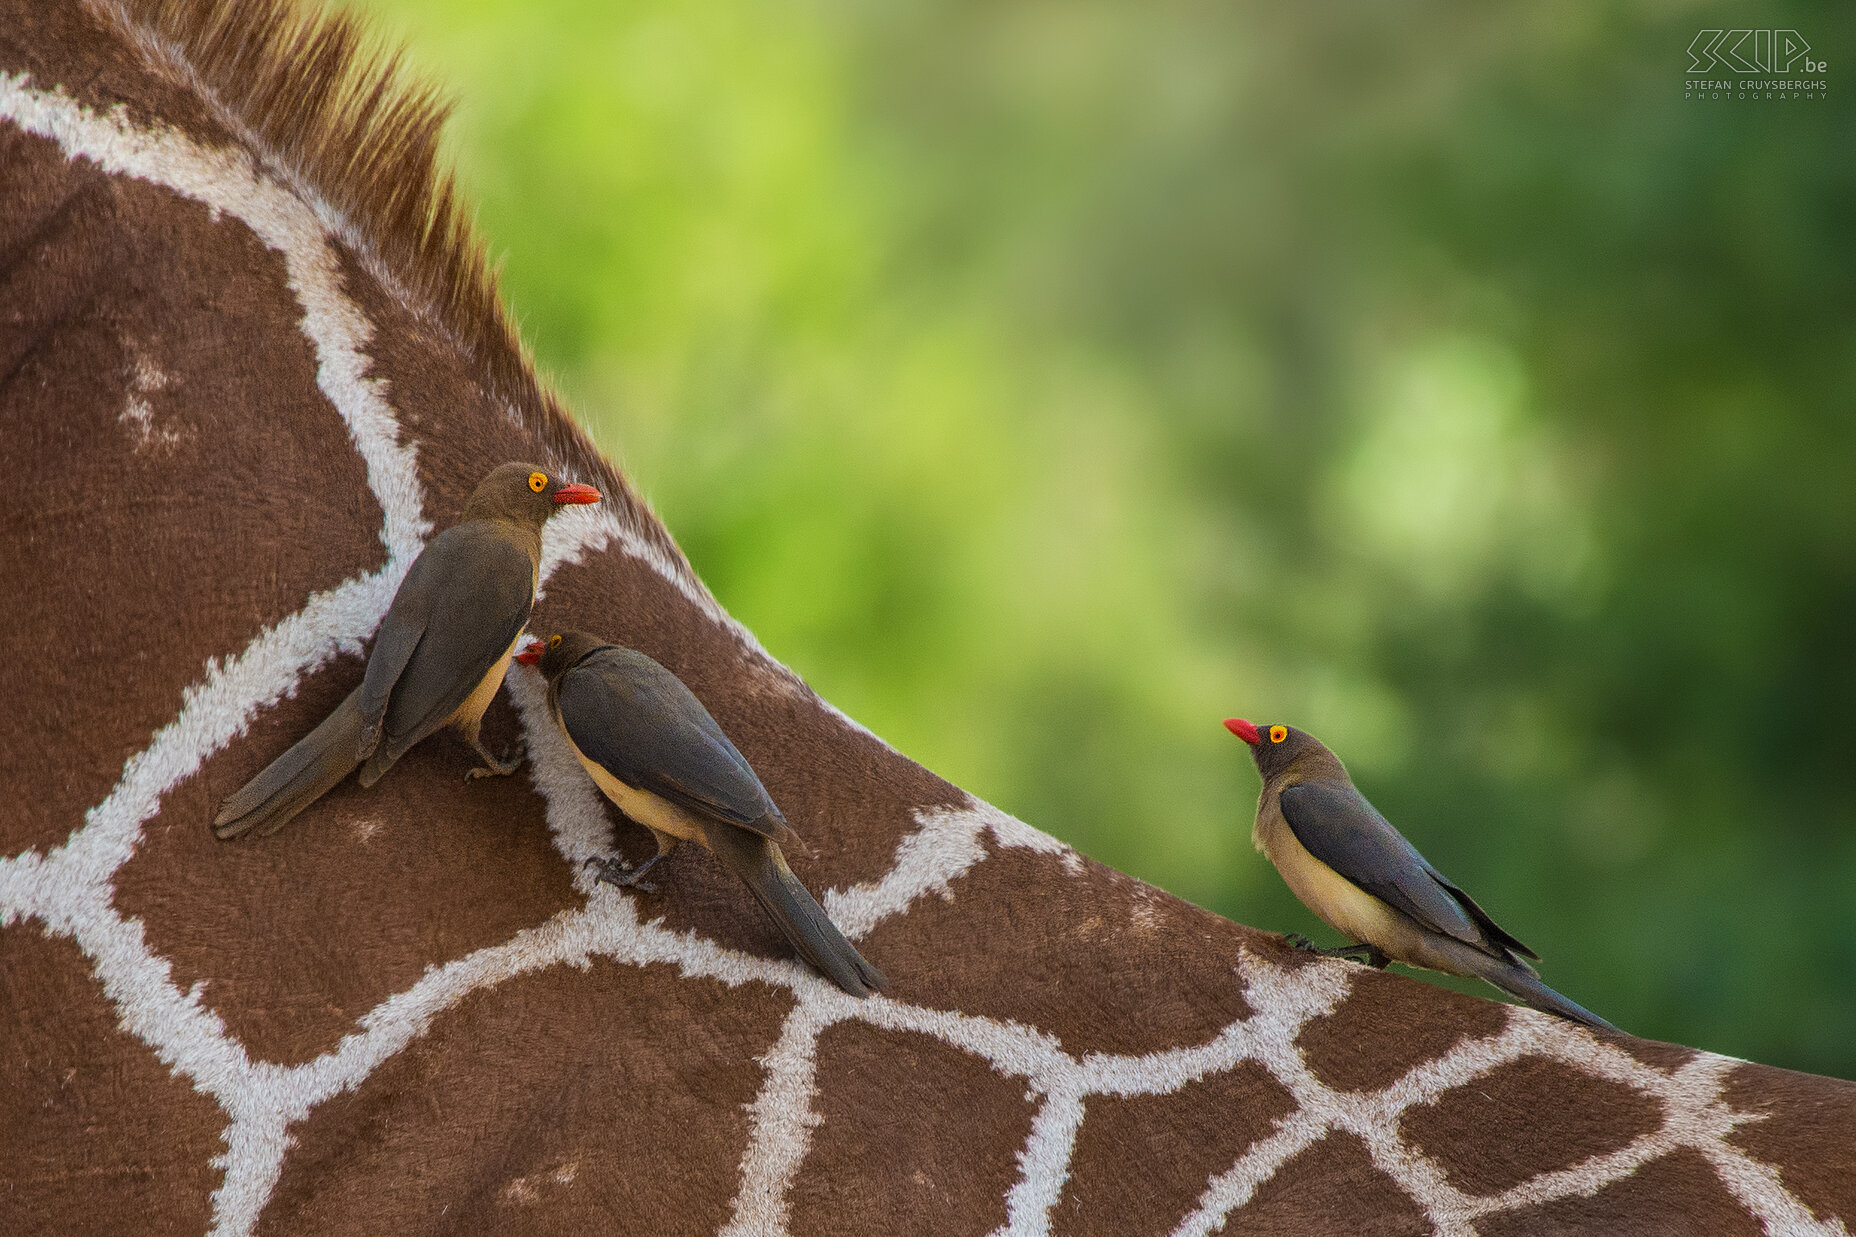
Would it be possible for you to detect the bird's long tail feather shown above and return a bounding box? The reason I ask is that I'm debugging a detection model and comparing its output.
[1460,949,1619,1032]
[213,688,365,839]
[708,827,888,997]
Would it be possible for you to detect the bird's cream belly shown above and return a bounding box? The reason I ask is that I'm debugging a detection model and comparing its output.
[1265,823,1406,948]
[448,635,520,730]
[561,732,707,845]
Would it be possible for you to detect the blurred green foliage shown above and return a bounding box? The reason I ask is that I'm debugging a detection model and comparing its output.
[356,0,1855,1076]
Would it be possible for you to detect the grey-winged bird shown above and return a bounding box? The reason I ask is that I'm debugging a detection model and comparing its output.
[1226,718,1616,1031]
[519,630,888,998]
[213,463,601,839]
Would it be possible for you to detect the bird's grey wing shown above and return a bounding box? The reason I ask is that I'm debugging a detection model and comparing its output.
[1424,867,1538,961]
[1279,780,1495,952]
[377,524,535,756]
[356,541,441,756]
[556,651,787,838]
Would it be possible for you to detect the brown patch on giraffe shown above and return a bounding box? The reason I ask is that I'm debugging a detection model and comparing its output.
[1231,1130,1433,1236]
[115,656,577,1066]
[0,127,115,386]
[1293,963,1511,1094]
[529,547,958,892]
[326,242,543,515]
[0,0,230,146]
[0,925,225,1236]
[1398,1054,1663,1197]
[0,135,381,859]
[1722,1061,1856,1229]
[853,844,1264,1056]
[1615,1036,1700,1072]
[1052,1062,1297,1237]
[260,959,790,1235]
[787,1022,1035,1237]
[1476,1147,1763,1237]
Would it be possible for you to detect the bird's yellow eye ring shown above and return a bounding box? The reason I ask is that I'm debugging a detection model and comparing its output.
[528,471,548,493]
[1269,725,1287,744]
[548,634,562,649]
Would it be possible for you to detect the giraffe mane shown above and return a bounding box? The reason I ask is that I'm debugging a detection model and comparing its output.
[87,0,669,555]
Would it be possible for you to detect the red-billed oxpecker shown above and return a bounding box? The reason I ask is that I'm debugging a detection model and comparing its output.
[518,631,889,998]
[213,463,601,839]
[1225,718,1616,1031]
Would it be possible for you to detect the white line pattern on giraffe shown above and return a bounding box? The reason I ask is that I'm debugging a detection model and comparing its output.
[0,67,1841,1237]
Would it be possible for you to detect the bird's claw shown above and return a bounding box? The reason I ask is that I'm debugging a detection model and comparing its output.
[584,855,657,893]
[1351,945,1392,969]
[465,740,525,780]
[1282,934,1389,969]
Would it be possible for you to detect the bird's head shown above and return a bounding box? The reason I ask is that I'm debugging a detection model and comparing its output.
[1224,718,1323,777]
[515,630,605,679]
[463,461,601,526]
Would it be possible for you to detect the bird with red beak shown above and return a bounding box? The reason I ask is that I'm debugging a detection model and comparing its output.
[516,630,888,998]
[214,462,601,839]
[1225,717,1616,1030]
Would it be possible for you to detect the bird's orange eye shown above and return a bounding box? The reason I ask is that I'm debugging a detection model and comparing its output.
[528,471,548,493]
[548,634,562,649]
[1269,725,1287,743]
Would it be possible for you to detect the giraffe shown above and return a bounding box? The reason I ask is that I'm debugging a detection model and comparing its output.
[1,2,1852,1234]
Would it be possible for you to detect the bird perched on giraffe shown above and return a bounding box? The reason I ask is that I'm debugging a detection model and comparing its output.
[1225,718,1616,1031]
[518,630,888,998]
[213,463,601,839]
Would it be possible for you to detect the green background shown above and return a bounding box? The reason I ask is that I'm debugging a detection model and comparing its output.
[352,0,1854,1077]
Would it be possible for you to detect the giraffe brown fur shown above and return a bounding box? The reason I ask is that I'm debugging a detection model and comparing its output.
[2,2,1852,1235]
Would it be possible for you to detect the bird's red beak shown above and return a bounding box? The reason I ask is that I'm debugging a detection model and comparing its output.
[514,636,544,666]
[552,483,602,505]
[1224,718,1262,746]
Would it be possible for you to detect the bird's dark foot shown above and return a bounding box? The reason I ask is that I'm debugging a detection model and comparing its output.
[465,738,525,780]
[1337,944,1391,969]
[584,853,662,893]
[1283,934,1389,968]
